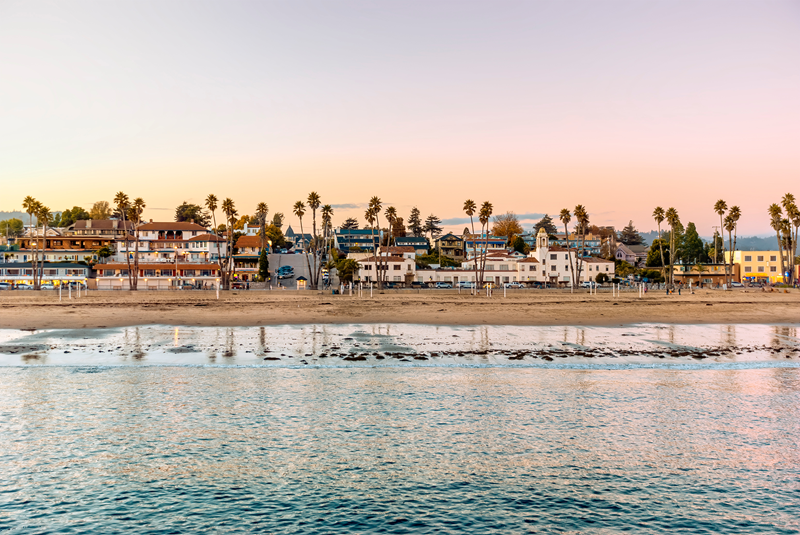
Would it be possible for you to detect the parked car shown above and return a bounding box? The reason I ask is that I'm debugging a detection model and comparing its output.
[435,282,452,289]
[410,281,429,289]
[15,283,34,290]
[456,281,475,289]
[40,283,56,290]
[0,282,12,290]
[503,282,526,288]
[483,282,495,289]
[580,281,596,288]
[730,282,744,288]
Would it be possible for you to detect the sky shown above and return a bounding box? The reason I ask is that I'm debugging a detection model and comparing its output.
[1,0,798,235]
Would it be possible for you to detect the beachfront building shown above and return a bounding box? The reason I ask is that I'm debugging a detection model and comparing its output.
[112,222,227,264]
[379,246,417,260]
[233,235,266,282]
[357,255,416,284]
[9,224,117,264]
[672,263,740,287]
[463,234,507,257]
[0,262,90,286]
[93,262,221,290]
[724,251,788,284]
[433,233,466,261]
[394,236,429,255]
[334,228,380,252]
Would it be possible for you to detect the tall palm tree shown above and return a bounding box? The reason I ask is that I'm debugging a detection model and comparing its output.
[35,204,51,290]
[713,200,727,265]
[463,200,478,292]
[573,205,589,284]
[559,209,576,288]
[255,202,269,250]
[653,207,667,283]
[307,192,322,288]
[782,193,798,284]
[727,206,741,286]
[368,197,383,288]
[205,194,225,285]
[293,200,313,288]
[321,204,333,258]
[130,198,146,290]
[22,197,39,287]
[114,192,133,289]
[364,207,377,284]
[221,198,237,289]
[769,204,787,284]
[384,206,397,248]
[478,201,493,287]
[665,207,680,286]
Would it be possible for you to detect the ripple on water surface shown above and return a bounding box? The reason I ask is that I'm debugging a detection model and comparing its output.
[0,325,799,533]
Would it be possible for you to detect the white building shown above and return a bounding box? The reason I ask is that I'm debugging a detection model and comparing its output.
[357,255,416,284]
[112,222,227,264]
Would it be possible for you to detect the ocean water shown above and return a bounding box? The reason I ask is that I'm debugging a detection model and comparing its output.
[1,324,799,534]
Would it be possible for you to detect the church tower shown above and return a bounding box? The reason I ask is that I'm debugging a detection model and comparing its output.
[536,227,549,252]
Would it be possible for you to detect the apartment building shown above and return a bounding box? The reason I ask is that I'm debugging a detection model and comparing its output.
[725,251,788,283]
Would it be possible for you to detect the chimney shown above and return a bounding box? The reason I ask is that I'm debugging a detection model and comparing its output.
[86,220,92,229]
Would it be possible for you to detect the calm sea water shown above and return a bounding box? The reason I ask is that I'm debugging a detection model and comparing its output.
[1,324,799,534]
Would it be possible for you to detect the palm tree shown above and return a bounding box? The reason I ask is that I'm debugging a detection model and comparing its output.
[255,202,269,250]
[368,197,383,288]
[665,207,680,286]
[293,200,313,288]
[35,204,51,290]
[573,205,589,284]
[321,204,334,258]
[463,200,478,292]
[782,193,798,284]
[713,200,727,265]
[307,192,322,288]
[364,207,377,284]
[478,201,493,287]
[559,209,576,288]
[22,197,39,288]
[727,206,741,286]
[114,192,133,289]
[130,198,146,290]
[384,206,398,248]
[205,194,225,285]
[769,204,787,283]
[653,207,667,284]
[221,198,237,289]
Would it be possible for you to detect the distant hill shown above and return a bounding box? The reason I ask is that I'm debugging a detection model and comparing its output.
[0,211,35,223]
[639,230,778,251]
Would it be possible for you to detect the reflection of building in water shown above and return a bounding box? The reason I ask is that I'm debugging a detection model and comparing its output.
[771,326,798,349]
[224,328,235,357]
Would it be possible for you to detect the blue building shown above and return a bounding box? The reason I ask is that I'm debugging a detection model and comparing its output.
[334,228,381,252]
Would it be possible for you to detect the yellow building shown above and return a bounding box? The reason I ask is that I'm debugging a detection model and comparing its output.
[724,251,787,283]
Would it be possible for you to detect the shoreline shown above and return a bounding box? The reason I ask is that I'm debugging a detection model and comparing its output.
[1,289,799,330]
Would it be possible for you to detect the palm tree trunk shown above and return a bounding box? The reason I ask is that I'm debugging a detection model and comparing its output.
[470,217,478,294]
[657,224,666,284]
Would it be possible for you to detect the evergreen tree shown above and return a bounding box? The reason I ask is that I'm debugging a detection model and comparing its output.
[407,207,423,237]
[174,202,211,227]
[258,248,269,281]
[534,214,558,236]
[511,235,527,254]
[618,220,643,245]
[646,238,670,267]
[423,214,443,240]
[681,222,705,264]
[58,206,91,227]
[341,217,359,230]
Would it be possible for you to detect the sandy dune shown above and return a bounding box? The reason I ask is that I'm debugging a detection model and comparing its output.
[1,288,798,329]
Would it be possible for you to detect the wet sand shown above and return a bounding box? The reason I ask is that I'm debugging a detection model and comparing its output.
[1,289,798,329]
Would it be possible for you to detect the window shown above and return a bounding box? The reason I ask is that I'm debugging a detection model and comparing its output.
[393,265,401,270]
[44,269,58,276]
[564,254,568,259]
[103,270,115,277]
[500,265,508,271]
[201,270,212,277]
[757,266,764,273]
[744,266,752,273]
[393,276,401,281]
[486,264,494,270]
[503,277,509,282]
[550,265,557,271]
[744,256,752,262]
[143,270,155,277]
[161,270,174,277]
[757,256,764,262]
[531,266,537,272]
[770,256,777,261]
[550,254,557,260]
[770,266,777,272]
[184,270,196,276]
[564,266,569,272]
[605,266,609,271]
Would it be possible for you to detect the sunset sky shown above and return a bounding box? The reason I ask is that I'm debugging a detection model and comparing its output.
[1,0,798,235]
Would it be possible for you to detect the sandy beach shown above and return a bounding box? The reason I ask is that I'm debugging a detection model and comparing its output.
[1,288,798,329]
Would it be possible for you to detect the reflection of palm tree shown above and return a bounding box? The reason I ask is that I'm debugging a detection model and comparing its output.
[463,200,478,292]
[653,207,666,284]
[114,192,132,289]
